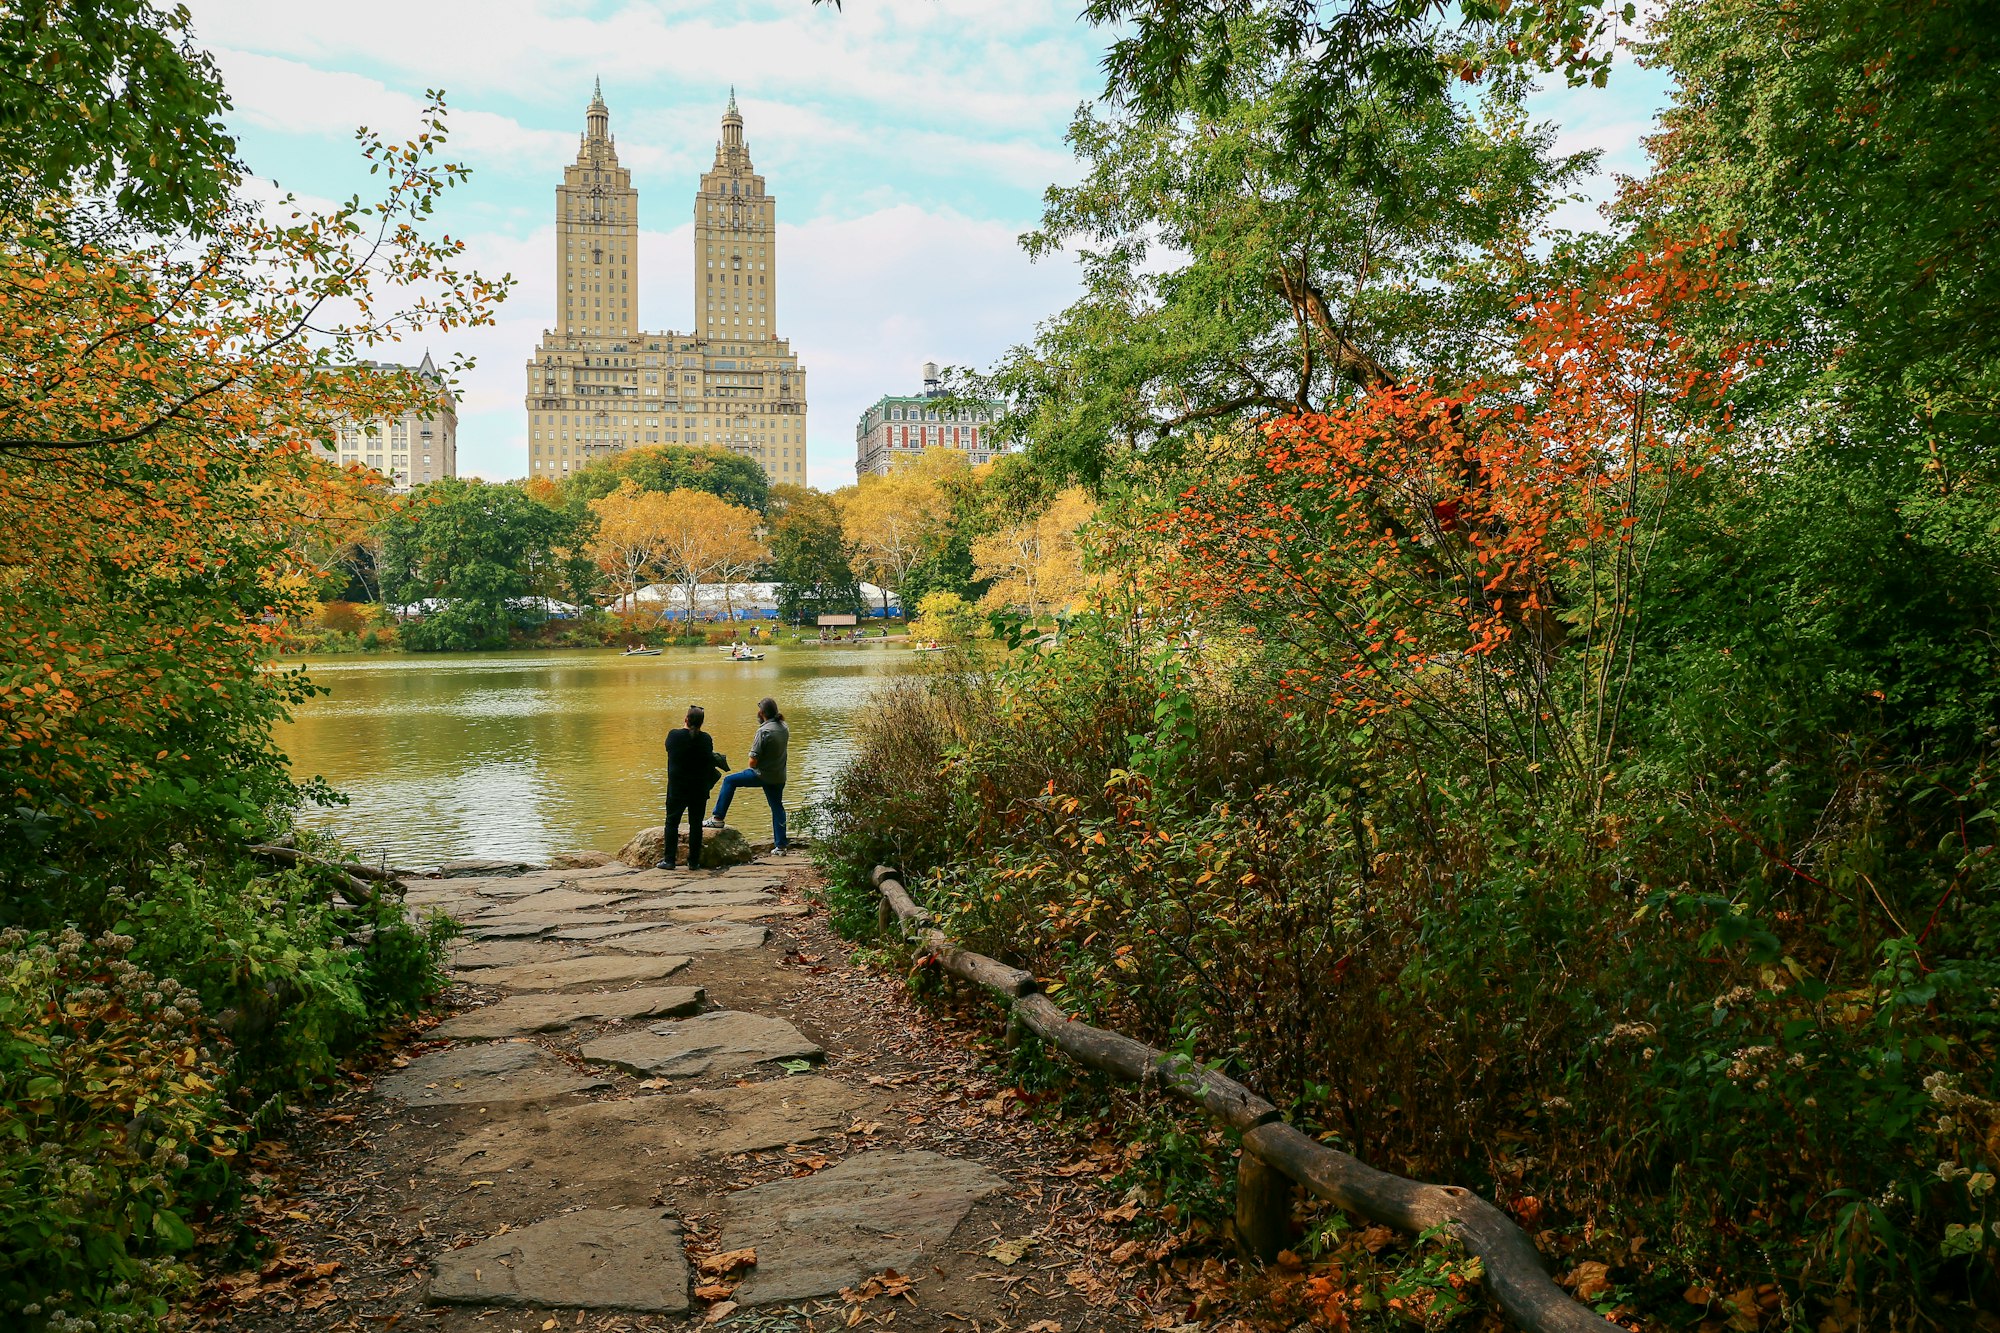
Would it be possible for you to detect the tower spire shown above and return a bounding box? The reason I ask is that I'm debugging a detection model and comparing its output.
[586,78,609,141]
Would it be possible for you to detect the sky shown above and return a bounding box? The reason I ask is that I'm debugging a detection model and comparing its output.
[184,0,1674,490]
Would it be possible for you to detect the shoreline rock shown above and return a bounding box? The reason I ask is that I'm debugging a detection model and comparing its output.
[615,825,751,869]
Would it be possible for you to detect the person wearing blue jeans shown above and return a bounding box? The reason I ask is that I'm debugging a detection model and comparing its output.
[706,696,790,852]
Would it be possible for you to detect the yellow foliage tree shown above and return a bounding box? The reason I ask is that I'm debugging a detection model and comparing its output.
[842,449,968,614]
[971,488,1095,623]
[655,488,765,624]
[586,480,675,618]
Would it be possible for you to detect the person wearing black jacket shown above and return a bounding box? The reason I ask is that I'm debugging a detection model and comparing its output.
[661,705,725,870]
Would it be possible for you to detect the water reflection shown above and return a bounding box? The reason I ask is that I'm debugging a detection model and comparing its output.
[277,646,911,867]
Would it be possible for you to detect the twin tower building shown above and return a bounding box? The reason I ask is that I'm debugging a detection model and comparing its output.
[524,85,808,484]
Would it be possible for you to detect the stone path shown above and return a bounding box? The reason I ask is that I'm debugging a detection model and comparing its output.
[203,855,1162,1333]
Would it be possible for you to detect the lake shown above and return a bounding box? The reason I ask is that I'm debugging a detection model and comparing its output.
[276,645,914,867]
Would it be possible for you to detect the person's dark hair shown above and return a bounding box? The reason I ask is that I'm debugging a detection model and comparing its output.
[685,705,706,729]
[757,697,785,723]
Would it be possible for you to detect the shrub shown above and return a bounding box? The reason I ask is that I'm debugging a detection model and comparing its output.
[820,609,2000,1324]
[0,929,239,1329]
[0,852,453,1329]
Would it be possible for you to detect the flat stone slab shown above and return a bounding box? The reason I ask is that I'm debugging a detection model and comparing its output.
[571,867,708,893]
[551,919,684,942]
[459,918,558,941]
[430,986,706,1040]
[562,863,649,882]
[473,887,648,916]
[723,1152,1006,1305]
[709,872,785,891]
[580,1010,819,1079]
[461,954,692,992]
[428,871,571,897]
[377,1043,609,1107]
[450,939,586,971]
[429,1208,688,1313]
[404,896,489,924]
[665,903,807,924]
[598,923,771,954]
[619,888,781,911]
[464,912,624,940]
[431,1077,876,1178]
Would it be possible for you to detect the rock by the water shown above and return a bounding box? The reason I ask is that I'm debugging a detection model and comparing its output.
[429,986,705,1040]
[429,1208,688,1313]
[430,1077,876,1178]
[460,953,692,992]
[376,1043,609,1107]
[580,1009,820,1079]
[722,1151,1005,1305]
[548,849,614,869]
[615,825,752,869]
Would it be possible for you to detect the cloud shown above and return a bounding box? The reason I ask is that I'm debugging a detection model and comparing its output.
[189,0,1098,144]
[209,48,657,178]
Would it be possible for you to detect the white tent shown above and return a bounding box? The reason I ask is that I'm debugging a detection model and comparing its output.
[608,581,781,619]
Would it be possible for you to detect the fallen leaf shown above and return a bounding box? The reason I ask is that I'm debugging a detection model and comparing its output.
[1357,1226,1395,1254]
[1023,1322,1062,1333]
[1109,1240,1141,1264]
[694,1283,736,1301]
[1101,1200,1140,1225]
[706,1300,739,1323]
[542,1320,558,1331]
[987,1236,1036,1265]
[699,1248,758,1275]
[1563,1261,1612,1302]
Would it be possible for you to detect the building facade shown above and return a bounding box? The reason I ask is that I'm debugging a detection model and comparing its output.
[322,352,458,492]
[524,85,809,484]
[854,362,1005,476]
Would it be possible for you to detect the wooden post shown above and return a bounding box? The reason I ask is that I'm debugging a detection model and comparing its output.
[876,895,894,935]
[1235,1147,1290,1262]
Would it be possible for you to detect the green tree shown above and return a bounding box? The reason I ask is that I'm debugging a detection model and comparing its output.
[379,479,570,649]
[0,0,242,232]
[990,42,1585,486]
[561,444,769,512]
[769,487,861,623]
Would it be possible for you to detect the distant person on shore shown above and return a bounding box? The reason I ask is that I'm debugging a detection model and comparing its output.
[661,704,725,870]
[705,696,789,853]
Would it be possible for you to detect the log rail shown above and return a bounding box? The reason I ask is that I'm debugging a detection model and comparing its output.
[868,865,1608,1333]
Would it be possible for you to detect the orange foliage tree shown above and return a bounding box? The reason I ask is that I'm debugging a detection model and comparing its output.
[0,97,505,875]
[1155,242,1745,805]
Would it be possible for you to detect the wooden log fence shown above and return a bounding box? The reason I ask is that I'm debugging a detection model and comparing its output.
[869,865,1609,1333]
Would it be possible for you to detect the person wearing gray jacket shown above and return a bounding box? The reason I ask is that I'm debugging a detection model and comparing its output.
[705,696,790,852]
